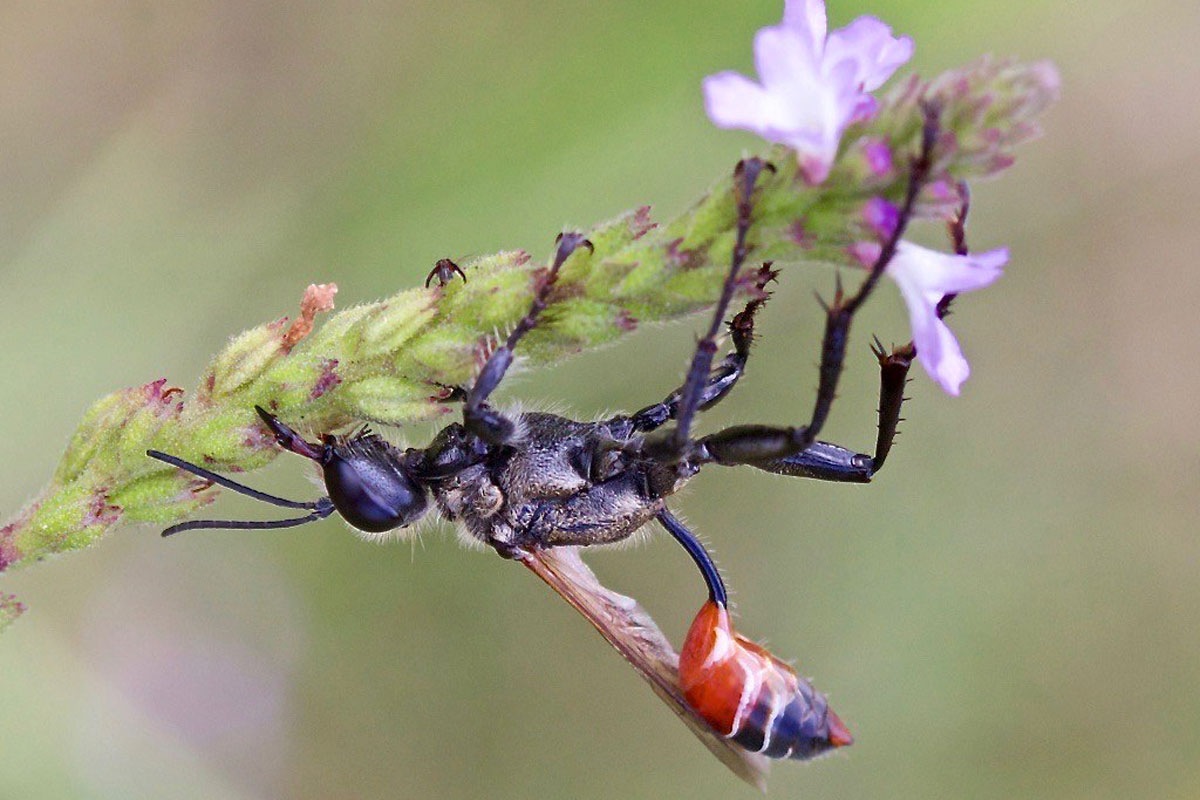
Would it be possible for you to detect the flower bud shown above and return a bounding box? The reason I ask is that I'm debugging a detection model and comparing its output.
[354,290,439,358]
[337,376,446,424]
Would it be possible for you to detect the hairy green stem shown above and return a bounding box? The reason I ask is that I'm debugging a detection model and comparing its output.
[0,58,1057,623]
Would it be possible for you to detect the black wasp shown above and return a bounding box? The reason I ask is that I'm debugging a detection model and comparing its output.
[148,156,923,774]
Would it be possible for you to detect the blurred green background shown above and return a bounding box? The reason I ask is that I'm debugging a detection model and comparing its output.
[2,1,1198,798]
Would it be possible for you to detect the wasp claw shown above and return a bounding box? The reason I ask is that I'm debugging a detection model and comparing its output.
[426,258,467,288]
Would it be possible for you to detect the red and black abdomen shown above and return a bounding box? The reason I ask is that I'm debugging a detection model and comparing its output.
[679,601,853,760]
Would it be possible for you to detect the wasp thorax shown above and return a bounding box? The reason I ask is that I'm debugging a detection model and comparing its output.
[323,440,428,534]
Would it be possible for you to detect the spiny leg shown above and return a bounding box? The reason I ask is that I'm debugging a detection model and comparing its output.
[747,179,972,481]
[463,232,592,444]
[865,337,915,475]
[657,509,852,759]
[659,158,774,458]
[691,103,942,479]
[784,102,938,449]
[856,181,971,475]
[709,337,913,484]
[626,264,778,434]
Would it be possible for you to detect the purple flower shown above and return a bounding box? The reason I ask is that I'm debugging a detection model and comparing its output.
[862,196,900,239]
[862,137,894,176]
[703,0,913,183]
[885,242,1008,396]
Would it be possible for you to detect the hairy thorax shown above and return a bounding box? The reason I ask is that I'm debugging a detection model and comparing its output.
[430,412,689,553]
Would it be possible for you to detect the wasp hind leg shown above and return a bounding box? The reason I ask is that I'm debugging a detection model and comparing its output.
[668,106,941,482]
[696,340,914,483]
[656,510,852,759]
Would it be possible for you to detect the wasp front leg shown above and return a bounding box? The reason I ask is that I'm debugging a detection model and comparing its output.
[657,510,853,759]
[464,232,592,444]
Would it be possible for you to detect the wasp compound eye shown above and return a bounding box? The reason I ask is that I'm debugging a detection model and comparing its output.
[323,446,429,533]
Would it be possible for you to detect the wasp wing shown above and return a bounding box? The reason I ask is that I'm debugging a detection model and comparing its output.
[520,546,770,791]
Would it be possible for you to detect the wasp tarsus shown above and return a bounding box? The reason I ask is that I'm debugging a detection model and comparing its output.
[425,258,467,288]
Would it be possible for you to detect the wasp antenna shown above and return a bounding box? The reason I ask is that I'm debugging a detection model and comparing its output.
[161,502,335,538]
[146,450,321,510]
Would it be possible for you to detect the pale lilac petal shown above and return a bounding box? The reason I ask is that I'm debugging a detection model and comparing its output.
[890,270,968,395]
[782,0,827,53]
[703,0,911,184]
[869,34,915,89]
[893,242,1008,294]
[703,71,785,132]
[824,54,864,99]
[886,242,1007,395]
[921,316,971,395]
[704,61,838,181]
[822,57,873,133]
[824,18,890,73]
[754,26,821,92]
[825,17,914,90]
[933,247,1008,293]
[773,120,840,183]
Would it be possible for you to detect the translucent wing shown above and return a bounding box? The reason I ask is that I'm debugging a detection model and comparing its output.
[519,546,770,790]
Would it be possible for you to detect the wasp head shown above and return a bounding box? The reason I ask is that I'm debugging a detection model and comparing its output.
[256,406,429,536]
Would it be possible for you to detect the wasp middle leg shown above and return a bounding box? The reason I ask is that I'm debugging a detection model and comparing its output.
[621,263,777,436]
[654,157,774,459]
